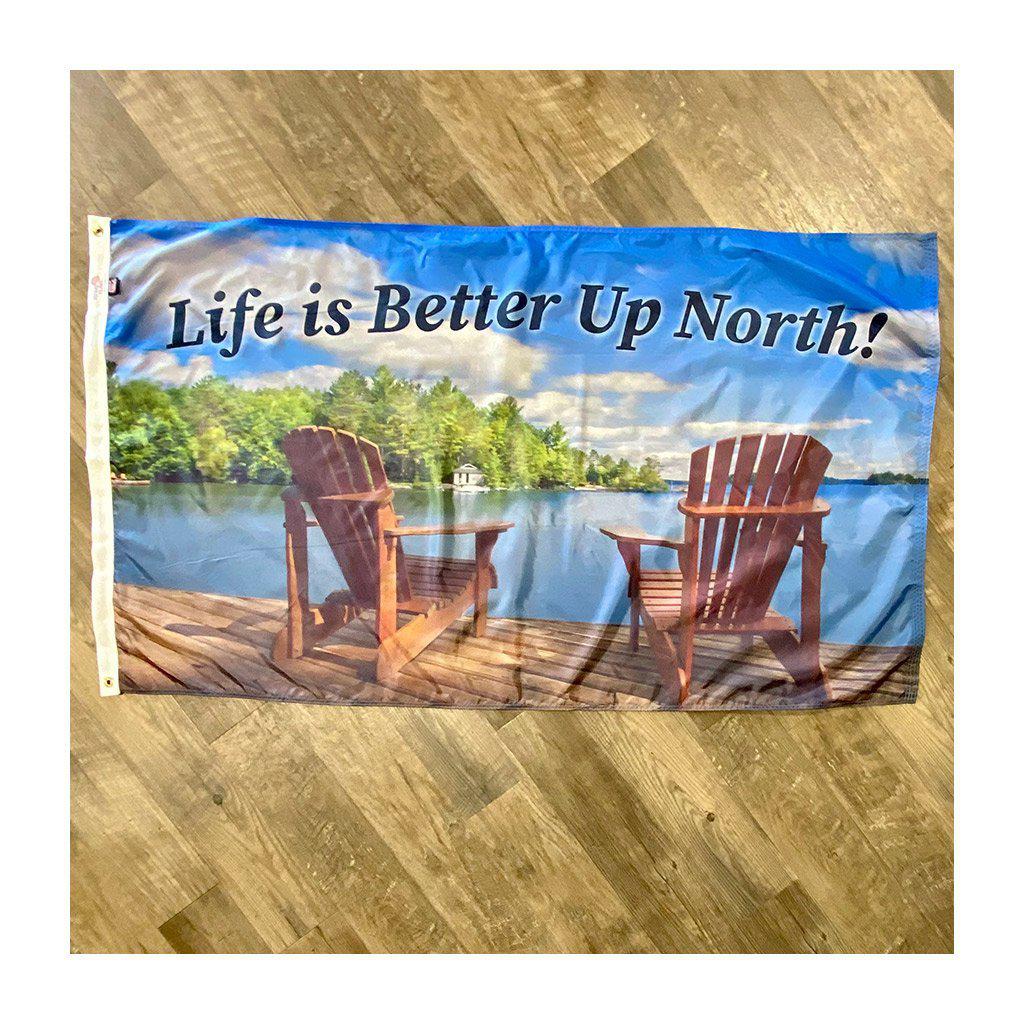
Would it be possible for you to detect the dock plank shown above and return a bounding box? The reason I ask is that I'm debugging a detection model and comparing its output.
[114,583,917,712]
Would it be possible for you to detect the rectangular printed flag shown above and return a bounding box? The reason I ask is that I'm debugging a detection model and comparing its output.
[84,216,940,710]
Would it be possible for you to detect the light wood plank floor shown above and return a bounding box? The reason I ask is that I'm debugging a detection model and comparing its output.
[70,71,953,953]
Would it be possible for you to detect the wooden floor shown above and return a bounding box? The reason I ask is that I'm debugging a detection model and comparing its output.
[71,71,953,953]
[115,584,919,712]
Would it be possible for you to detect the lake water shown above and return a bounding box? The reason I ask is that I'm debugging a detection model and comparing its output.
[112,482,928,647]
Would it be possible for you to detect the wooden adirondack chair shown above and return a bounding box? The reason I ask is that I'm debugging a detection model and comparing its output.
[272,426,513,683]
[601,433,832,704]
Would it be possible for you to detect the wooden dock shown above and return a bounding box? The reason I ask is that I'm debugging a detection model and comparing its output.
[113,584,918,711]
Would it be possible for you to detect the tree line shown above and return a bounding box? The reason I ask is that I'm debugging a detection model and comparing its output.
[106,365,669,492]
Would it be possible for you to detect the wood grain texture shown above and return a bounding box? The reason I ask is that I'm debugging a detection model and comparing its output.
[70,70,953,953]
[113,584,919,710]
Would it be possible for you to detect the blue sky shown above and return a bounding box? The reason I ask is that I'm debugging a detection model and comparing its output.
[106,218,939,480]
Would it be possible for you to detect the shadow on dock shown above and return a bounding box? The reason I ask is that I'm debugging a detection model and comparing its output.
[113,583,918,711]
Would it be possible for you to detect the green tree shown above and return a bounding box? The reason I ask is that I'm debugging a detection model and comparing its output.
[367,367,427,480]
[106,367,667,491]
[421,377,485,482]
[538,421,573,488]
[316,370,372,435]
[611,458,641,491]
[108,378,195,480]
[194,424,239,481]
[569,447,588,488]
[636,456,669,492]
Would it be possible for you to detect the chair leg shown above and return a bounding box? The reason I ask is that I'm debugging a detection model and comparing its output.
[765,631,824,689]
[272,497,311,660]
[777,515,829,697]
[615,541,642,652]
[375,528,398,645]
[473,531,499,638]
[676,518,699,704]
[377,636,407,684]
[676,619,695,703]
[643,620,683,706]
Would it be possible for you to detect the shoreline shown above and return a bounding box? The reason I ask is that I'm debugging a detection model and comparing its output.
[113,478,929,492]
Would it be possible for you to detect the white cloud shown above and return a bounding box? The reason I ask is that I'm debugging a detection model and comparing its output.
[513,382,875,478]
[849,234,934,274]
[578,428,690,478]
[234,365,345,391]
[513,388,682,468]
[578,418,871,478]
[109,227,548,397]
[577,423,675,442]
[827,452,924,480]
[106,345,213,386]
[342,322,546,396]
[548,371,679,394]
[517,389,646,431]
[882,379,925,401]
[684,417,870,437]
[849,307,939,374]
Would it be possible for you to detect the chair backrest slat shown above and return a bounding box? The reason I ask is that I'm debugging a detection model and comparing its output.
[730,433,808,621]
[358,438,388,488]
[357,436,412,602]
[707,433,761,618]
[683,433,831,627]
[694,437,735,619]
[687,444,709,503]
[720,433,785,623]
[741,436,831,622]
[281,426,410,608]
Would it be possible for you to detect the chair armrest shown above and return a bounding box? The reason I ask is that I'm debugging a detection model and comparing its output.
[599,525,686,550]
[678,498,831,519]
[385,520,514,538]
[317,487,394,505]
[280,485,394,506]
